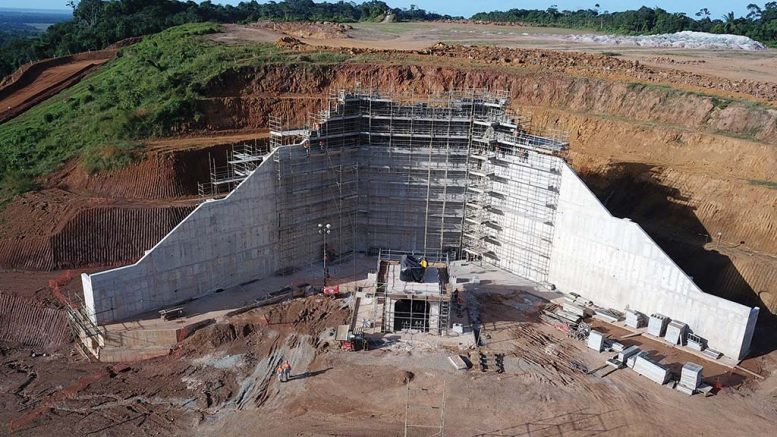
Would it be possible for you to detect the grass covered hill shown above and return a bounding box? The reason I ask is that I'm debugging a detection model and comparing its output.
[0,22,348,202]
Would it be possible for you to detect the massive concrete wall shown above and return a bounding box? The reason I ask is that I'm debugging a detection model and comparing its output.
[357,142,466,254]
[482,150,561,283]
[83,152,280,325]
[82,93,759,361]
[547,164,758,360]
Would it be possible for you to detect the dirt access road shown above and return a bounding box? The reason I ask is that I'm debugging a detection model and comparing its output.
[0,52,114,123]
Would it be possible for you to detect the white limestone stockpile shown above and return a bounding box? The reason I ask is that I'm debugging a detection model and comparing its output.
[564,31,767,51]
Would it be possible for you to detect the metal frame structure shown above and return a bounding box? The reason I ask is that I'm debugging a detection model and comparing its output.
[197,142,272,197]
[374,249,452,335]
[199,87,568,286]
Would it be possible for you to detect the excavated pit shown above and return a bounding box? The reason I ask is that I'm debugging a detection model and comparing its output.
[1,62,775,323]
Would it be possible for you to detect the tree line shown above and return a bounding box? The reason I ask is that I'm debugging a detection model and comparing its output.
[471,3,777,46]
[0,0,452,78]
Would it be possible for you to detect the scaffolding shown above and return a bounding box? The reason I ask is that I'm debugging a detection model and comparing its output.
[272,110,360,273]
[204,87,568,285]
[375,250,452,335]
[197,142,271,198]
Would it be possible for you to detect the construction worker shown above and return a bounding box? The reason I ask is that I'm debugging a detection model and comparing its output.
[276,363,285,383]
[282,360,292,382]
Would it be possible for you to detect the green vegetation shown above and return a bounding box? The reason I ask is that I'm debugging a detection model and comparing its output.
[711,97,732,110]
[472,3,777,47]
[0,22,351,202]
[0,0,455,78]
[749,179,777,189]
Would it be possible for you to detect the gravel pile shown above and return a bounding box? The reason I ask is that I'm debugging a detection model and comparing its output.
[564,31,767,51]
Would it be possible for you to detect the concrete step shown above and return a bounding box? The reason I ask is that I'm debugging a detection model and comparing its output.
[103,328,179,348]
[99,345,172,362]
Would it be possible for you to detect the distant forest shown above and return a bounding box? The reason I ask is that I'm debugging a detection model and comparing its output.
[472,4,777,46]
[1,1,776,79]
[0,9,71,43]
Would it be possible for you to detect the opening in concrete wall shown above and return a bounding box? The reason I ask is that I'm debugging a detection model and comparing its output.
[393,299,430,332]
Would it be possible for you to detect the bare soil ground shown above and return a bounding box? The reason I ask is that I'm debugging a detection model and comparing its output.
[0,52,115,123]
[144,129,268,153]
[254,21,352,40]
[0,60,99,110]
[208,23,282,45]
[313,21,777,87]
[3,292,776,436]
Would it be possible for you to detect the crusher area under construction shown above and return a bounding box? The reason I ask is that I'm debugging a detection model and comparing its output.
[74,88,758,363]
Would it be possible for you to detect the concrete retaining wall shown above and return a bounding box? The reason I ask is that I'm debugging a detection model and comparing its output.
[83,153,280,324]
[81,95,758,361]
[547,164,758,360]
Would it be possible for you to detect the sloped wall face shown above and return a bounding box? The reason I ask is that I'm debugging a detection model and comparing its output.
[83,155,281,324]
[548,164,758,360]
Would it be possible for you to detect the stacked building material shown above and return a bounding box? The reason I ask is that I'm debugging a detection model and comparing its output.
[680,362,703,390]
[555,309,582,324]
[594,308,620,323]
[625,310,647,329]
[618,345,642,364]
[687,334,707,351]
[562,302,590,318]
[703,348,722,359]
[647,313,671,337]
[633,355,670,384]
[540,305,579,334]
[626,351,647,369]
[587,330,605,352]
[664,320,689,345]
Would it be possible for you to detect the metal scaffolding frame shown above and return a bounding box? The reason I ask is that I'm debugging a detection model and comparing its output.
[197,142,271,197]
[374,250,452,335]
[202,87,568,286]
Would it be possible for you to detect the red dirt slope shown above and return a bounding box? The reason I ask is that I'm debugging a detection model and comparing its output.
[0,50,116,123]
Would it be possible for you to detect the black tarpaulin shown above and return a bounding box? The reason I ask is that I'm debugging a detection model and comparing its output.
[400,255,425,282]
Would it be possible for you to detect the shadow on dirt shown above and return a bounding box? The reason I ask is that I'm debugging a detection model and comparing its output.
[289,367,332,381]
[579,162,776,358]
[473,408,624,436]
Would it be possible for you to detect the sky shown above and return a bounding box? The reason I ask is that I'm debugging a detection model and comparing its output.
[0,1,754,19]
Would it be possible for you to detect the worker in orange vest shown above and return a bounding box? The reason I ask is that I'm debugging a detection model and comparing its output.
[276,363,285,383]
[282,360,292,382]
